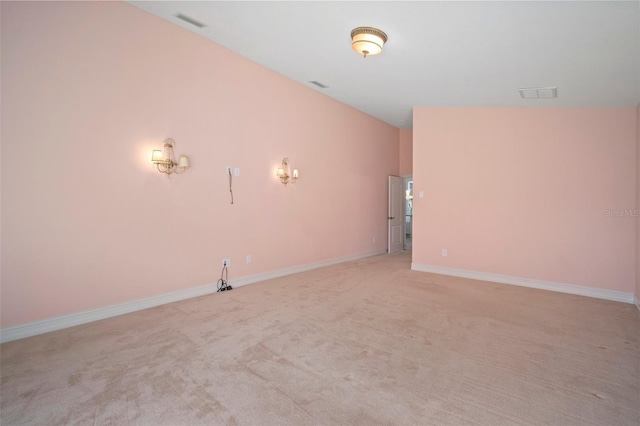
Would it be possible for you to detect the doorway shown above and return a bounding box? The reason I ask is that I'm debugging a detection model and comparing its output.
[387,176,404,253]
[404,177,413,250]
[388,175,413,253]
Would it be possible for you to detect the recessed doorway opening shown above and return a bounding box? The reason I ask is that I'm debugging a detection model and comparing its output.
[404,177,412,251]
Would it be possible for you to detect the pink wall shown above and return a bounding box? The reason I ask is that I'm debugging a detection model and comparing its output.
[0,1,399,328]
[399,129,413,176]
[413,108,636,292]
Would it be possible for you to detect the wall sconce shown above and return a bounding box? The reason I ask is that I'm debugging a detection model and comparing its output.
[151,138,190,175]
[276,158,299,185]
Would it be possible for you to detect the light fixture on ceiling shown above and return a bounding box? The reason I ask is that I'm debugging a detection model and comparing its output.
[276,158,299,185]
[151,138,190,175]
[351,27,388,58]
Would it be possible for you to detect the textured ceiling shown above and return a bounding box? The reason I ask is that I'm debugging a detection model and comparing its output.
[127,1,640,129]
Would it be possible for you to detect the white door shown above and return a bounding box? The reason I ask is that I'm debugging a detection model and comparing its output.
[388,176,404,253]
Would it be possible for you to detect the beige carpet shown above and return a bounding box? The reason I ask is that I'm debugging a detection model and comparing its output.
[1,252,639,425]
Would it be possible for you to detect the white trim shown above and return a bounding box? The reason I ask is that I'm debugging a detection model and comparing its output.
[0,250,386,343]
[230,250,387,289]
[635,295,640,311]
[0,283,218,344]
[411,263,635,304]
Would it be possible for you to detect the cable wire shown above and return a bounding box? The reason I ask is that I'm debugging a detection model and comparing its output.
[228,168,234,205]
[217,263,232,292]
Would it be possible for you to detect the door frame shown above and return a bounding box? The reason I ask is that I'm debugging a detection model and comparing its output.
[388,176,405,253]
[403,175,413,250]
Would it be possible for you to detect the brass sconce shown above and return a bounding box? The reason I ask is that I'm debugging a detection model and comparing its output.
[151,138,190,175]
[276,158,299,185]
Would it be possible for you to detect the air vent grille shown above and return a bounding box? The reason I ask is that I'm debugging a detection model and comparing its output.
[174,13,207,29]
[519,86,557,99]
[310,81,328,89]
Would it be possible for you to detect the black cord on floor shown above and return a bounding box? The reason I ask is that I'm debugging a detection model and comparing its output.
[217,263,232,292]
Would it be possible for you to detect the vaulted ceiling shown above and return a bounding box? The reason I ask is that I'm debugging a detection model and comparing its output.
[127,1,640,128]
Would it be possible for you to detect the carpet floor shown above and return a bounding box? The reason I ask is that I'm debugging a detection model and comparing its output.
[1,252,639,425]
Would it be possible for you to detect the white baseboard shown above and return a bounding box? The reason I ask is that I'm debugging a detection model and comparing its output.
[230,250,387,289]
[635,295,640,311]
[0,283,219,344]
[0,250,386,344]
[411,263,635,304]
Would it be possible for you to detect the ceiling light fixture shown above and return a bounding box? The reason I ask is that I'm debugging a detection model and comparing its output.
[351,27,388,58]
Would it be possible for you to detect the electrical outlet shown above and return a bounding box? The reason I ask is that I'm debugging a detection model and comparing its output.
[222,258,231,267]
[373,236,377,243]
[246,254,252,264]
[234,167,240,177]
[442,249,447,257]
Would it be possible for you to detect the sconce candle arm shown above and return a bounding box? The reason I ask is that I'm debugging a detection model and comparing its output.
[151,138,190,176]
[277,157,299,185]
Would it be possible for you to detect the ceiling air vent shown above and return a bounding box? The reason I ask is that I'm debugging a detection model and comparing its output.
[519,87,557,99]
[309,81,328,89]
[174,13,207,29]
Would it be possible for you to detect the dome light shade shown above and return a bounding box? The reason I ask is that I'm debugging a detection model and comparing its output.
[351,27,388,58]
